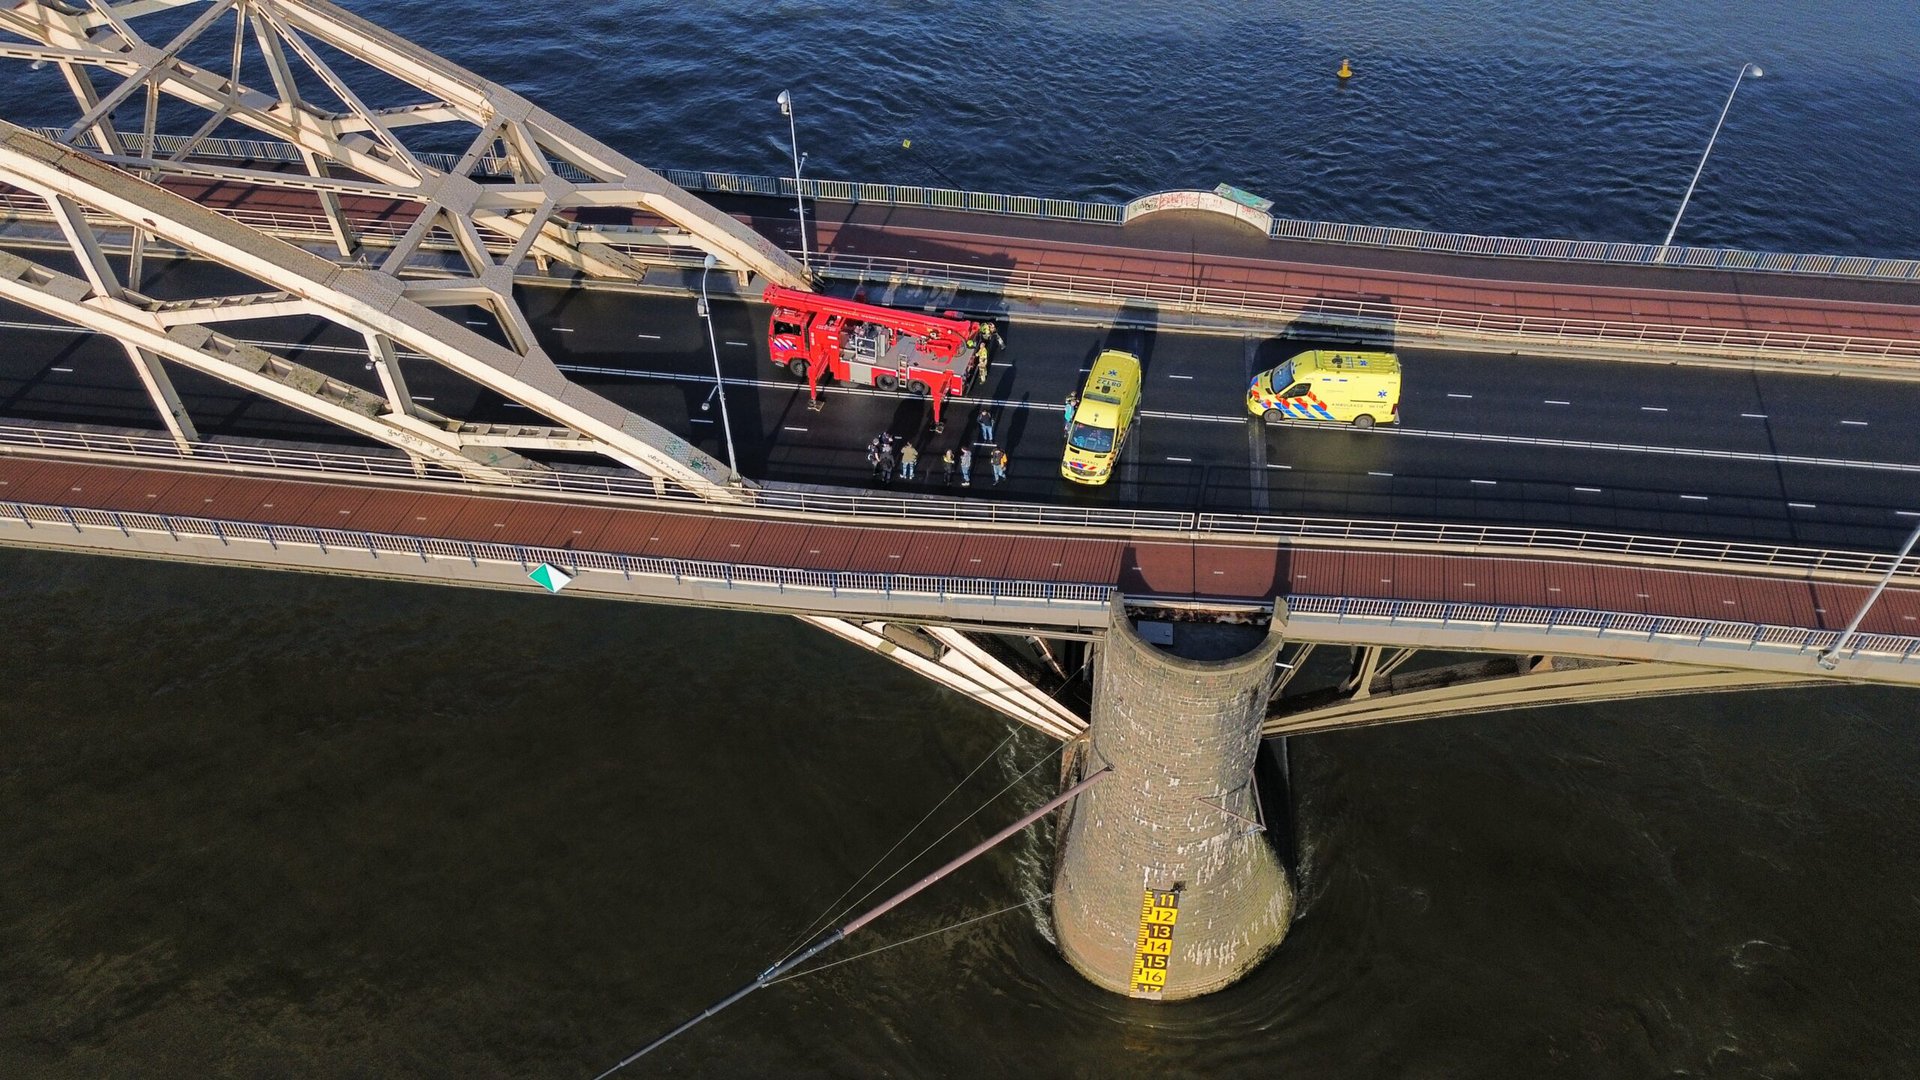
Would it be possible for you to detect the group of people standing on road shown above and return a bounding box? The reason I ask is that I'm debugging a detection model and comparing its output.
[868,405,1007,489]
[863,318,1013,489]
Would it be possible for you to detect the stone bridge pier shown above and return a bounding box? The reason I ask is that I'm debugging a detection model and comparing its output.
[1052,600,1294,999]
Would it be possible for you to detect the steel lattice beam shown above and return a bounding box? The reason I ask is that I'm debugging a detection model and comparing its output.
[0,0,807,287]
[1264,657,1825,736]
[0,121,743,494]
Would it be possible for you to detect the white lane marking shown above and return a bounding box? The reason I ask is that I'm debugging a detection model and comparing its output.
[1168,374,1194,380]
[1788,502,1816,509]
[636,333,662,340]
[1680,494,1709,501]
[1544,399,1571,406]
[1641,406,1668,412]
[414,396,435,402]
[1367,471,1393,477]
[1841,419,1869,426]
[1574,486,1603,493]
[782,425,809,432]
[1447,393,1473,399]
[1899,510,1920,518]
[1470,479,1496,485]
[1376,426,1920,475]
[50,366,73,372]
[691,417,714,424]
[18,317,1884,481]
[1166,456,1193,462]
[464,320,487,326]
[1266,463,1292,470]
[725,340,750,347]
[553,327,574,333]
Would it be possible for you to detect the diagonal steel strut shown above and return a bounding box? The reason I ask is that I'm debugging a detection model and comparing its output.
[0,121,745,496]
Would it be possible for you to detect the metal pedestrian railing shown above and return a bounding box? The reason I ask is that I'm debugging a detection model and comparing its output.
[1,498,1113,609]
[9,493,1915,665]
[10,144,1920,370]
[3,422,1917,583]
[31,128,1920,284]
[6,186,1914,366]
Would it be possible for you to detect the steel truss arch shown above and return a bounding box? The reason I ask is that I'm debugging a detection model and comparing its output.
[0,121,743,495]
[0,0,807,289]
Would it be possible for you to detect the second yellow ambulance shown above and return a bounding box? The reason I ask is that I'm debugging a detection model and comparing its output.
[1247,349,1401,429]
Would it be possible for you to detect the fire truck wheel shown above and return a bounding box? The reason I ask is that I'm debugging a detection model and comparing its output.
[786,358,809,379]
[875,373,901,391]
[907,379,931,396]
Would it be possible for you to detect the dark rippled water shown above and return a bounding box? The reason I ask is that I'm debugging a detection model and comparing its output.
[3,2,1920,1077]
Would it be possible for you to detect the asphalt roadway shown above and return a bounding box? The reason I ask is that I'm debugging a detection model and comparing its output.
[1,256,1917,554]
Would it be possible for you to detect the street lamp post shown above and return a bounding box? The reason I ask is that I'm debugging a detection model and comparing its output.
[1656,63,1763,262]
[698,254,739,483]
[775,89,810,273]
[1817,518,1920,670]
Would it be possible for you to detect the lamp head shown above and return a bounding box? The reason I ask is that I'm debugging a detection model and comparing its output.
[1745,64,1764,78]
[703,253,718,270]
[776,89,792,116]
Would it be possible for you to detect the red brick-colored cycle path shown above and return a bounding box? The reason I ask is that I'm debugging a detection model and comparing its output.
[5,455,1915,636]
[112,176,1920,349]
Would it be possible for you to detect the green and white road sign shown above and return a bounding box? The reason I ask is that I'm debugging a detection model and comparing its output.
[528,563,573,593]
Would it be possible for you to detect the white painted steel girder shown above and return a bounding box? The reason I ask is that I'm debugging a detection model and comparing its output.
[0,122,743,495]
[801,616,1086,740]
[0,0,807,288]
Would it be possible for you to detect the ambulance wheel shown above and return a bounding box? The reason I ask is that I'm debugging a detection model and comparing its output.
[1352,414,1376,430]
[875,373,900,391]
[907,379,931,396]
[1262,408,1285,424]
[786,358,809,379]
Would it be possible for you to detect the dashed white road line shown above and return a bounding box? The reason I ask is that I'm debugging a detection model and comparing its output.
[1447,393,1473,399]
[1545,399,1571,406]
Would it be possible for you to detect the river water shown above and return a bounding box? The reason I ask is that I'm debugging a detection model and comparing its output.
[3,2,1919,1077]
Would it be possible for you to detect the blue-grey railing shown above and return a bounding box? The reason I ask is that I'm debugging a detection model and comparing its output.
[2,499,1113,608]
[48,128,1920,285]
[3,422,1917,581]
[11,496,1916,665]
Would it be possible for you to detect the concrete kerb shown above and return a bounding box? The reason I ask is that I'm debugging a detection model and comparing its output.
[6,215,1915,380]
[5,436,1917,592]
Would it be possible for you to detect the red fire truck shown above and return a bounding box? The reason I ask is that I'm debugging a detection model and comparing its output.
[762,284,985,430]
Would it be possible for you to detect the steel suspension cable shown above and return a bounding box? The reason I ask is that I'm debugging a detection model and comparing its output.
[773,724,1024,964]
[766,893,1052,986]
[590,766,1111,1078]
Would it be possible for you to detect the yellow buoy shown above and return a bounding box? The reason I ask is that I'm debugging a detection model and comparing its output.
[1337,58,1353,79]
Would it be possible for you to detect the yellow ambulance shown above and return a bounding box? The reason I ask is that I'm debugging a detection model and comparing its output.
[1061,349,1142,485]
[1247,349,1401,428]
